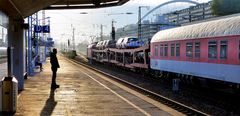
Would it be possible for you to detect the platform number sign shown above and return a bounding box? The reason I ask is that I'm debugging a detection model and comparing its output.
[42,25,50,33]
[34,25,42,33]
[34,25,50,33]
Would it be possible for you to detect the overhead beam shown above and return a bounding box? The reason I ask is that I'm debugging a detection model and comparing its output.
[1,0,129,17]
[45,0,129,10]
[0,0,22,19]
[9,0,61,18]
[117,0,129,5]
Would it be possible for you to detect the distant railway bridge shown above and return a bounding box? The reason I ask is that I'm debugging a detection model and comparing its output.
[139,0,200,23]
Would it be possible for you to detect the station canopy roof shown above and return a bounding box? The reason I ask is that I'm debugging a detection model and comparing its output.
[0,0,129,18]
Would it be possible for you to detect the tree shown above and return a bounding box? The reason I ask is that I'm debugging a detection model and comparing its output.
[211,0,240,16]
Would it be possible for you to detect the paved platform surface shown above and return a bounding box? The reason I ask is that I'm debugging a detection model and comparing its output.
[13,55,182,116]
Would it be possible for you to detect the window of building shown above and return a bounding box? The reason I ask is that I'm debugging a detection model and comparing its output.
[208,41,217,59]
[195,42,200,58]
[171,44,175,56]
[186,42,193,57]
[164,44,168,56]
[176,43,180,57]
[220,41,228,59]
[160,44,164,56]
[154,45,158,56]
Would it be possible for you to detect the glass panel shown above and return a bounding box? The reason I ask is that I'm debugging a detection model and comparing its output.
[154,45,158,56]
[220,41,227,59]
[176,43,180,57]
[164,44,168,56]
[171,44,175,56]
[208,41,217,59]
[186,42,193,57]
[195,42,200,58]
[160,44,163,56]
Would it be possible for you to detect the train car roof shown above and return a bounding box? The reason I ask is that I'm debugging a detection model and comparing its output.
[151,15,240,43]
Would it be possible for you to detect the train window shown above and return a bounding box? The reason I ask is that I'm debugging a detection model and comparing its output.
[171,44,175,56]
[160,44,164,56]
[154,45,158,56]
[164,44,168,56]
[176,43,180,57]
[186,42,193,57]
[195,42,200,58]
[208,41,217,59]
[220,41,228,59]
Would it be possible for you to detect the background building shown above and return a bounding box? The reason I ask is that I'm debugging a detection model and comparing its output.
[165,1,214,25]
[115,1,215,44]
[115,24,137,40]
[115,17,177,44]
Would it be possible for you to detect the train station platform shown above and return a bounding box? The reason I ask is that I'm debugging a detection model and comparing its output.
[12,55,182,116]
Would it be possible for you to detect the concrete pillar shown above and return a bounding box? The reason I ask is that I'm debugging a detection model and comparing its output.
[8,18,25,90]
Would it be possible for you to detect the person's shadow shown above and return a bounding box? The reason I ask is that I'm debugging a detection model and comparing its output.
[40,88,57,116]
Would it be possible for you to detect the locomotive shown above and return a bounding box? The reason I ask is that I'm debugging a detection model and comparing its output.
[87,15,240,89]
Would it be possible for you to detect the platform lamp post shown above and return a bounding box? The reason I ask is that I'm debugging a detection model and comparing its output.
[138,6,150,43]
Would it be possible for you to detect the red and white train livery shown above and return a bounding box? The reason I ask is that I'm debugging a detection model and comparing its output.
[150,16,240,84]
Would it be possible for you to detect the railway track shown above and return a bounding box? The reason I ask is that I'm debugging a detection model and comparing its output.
[68,57,209,116]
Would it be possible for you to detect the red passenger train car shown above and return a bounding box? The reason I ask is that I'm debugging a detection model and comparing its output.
[150,16,240,86]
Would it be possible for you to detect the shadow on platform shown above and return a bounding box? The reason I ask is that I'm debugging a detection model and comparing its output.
[40,88,57,116]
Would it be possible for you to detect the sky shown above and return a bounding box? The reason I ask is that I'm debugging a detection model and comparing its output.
[45,0,211,45]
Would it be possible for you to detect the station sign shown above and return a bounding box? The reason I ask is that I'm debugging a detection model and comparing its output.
[34,25,41,33]
[42,25,50,33]
[34,25,50,33]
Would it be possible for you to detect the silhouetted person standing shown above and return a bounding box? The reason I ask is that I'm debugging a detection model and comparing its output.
[50,48,60,89]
